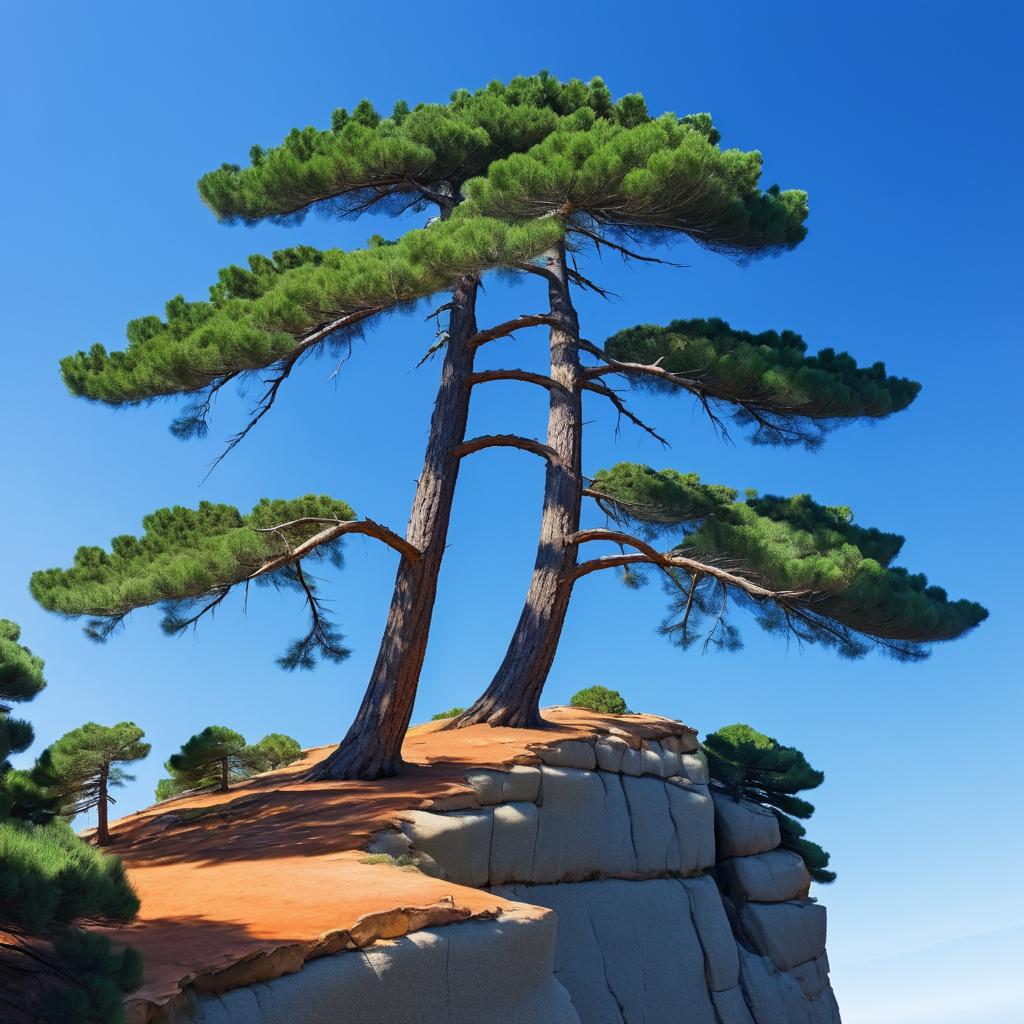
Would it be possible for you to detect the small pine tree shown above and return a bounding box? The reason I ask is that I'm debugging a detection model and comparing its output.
[36,722,150,846]
[0,621,141,1022]
[704,723,836,883]
[569,686,628,715]
[166,726,248,793]
[245,732,302,771]
[156,727,302,797]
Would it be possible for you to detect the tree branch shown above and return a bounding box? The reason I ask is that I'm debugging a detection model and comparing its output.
[583,380,669,446]
[466,313,563,348]
[203,307,382,479]
[252,517,421,567]
[571,223,689,268]
[469,369,569,395]
[569,528,809,603]
[452,434,559,464]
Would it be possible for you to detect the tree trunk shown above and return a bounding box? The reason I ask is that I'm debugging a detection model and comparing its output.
[454,246,583,728]
[312,274,480,779]
[220,758,229,792]
[96,769,109,846]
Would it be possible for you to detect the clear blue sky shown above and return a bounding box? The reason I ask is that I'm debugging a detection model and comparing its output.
[3,3,1021,1020]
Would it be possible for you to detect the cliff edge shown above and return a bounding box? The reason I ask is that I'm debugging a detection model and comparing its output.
[99,708,839,1024]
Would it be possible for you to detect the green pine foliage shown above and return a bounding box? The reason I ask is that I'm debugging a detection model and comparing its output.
[589,464,987,659]
[0,619,47,773]
[30,495,355,667]
[0,623,141,1023]
[569,685,629,715]
[35,722,150,820]
[603,318,921,447]
[197,73,642,223]
[461,114,808,257]
[59,215,565,409]
[703,723,835,884]
[0,820,142,1021]
[589,463,737,537]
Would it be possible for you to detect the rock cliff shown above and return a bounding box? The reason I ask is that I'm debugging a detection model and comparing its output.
[172,718,840,1024]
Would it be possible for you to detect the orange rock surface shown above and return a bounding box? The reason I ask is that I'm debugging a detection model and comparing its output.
[97,708,692,1023]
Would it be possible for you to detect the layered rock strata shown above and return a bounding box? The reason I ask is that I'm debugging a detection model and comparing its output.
[193,730,840,1023]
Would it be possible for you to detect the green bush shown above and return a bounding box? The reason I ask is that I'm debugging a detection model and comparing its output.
[569,685,629,715]
[430,707,465,721]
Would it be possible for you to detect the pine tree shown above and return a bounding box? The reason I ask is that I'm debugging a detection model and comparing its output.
[245,732,302,772]
[0,622,141,1023]
[30,75,985,776]
[704,723,836,883]
[454,161,985,726]
[164,726,249,793]
[35,722,150,846]
[154,727,302,798]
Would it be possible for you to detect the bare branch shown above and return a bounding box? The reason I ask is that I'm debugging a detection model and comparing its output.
[453,434,559,464]
[469,369,570,395]
[253,517,421,566]
[583,380,670,446]
[203,307,382,480]
[572,223,689,268]
[566,266,617,299]
[467,313,563,349]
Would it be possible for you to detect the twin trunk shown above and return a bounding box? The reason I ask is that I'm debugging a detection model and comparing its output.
[313,276,479,779]
[317,246,584,779]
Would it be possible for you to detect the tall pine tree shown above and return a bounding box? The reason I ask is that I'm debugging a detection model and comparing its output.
[453,141,986,725]
[31,75,984,777]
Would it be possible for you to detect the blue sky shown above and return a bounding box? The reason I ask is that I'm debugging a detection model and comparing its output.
[2,2,1021,1019]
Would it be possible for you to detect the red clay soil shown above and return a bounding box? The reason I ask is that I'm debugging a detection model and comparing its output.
[95,708,693,1023]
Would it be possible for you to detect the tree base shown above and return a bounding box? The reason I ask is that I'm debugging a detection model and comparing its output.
[447,698,546,730]
[308,742,405,781]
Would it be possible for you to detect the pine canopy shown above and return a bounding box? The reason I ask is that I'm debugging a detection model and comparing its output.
[30,495,355,666]
[462,113,808,257]
[198,73,637,223]
[602,317,921,447]
[60,215,564,409]
[36,722,150,819]
[589,463,987,658]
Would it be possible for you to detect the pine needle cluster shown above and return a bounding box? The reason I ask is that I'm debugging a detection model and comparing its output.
[30,495,355,666]
[604,317,921,447]
[590,464,987,658]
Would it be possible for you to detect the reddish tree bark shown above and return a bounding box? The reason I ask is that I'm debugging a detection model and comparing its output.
[96,768,110,846]
[312,275,480,778]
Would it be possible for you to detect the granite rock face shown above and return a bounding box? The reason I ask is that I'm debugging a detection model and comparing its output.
[192,908,581,1024]
[194,733,840,1023]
